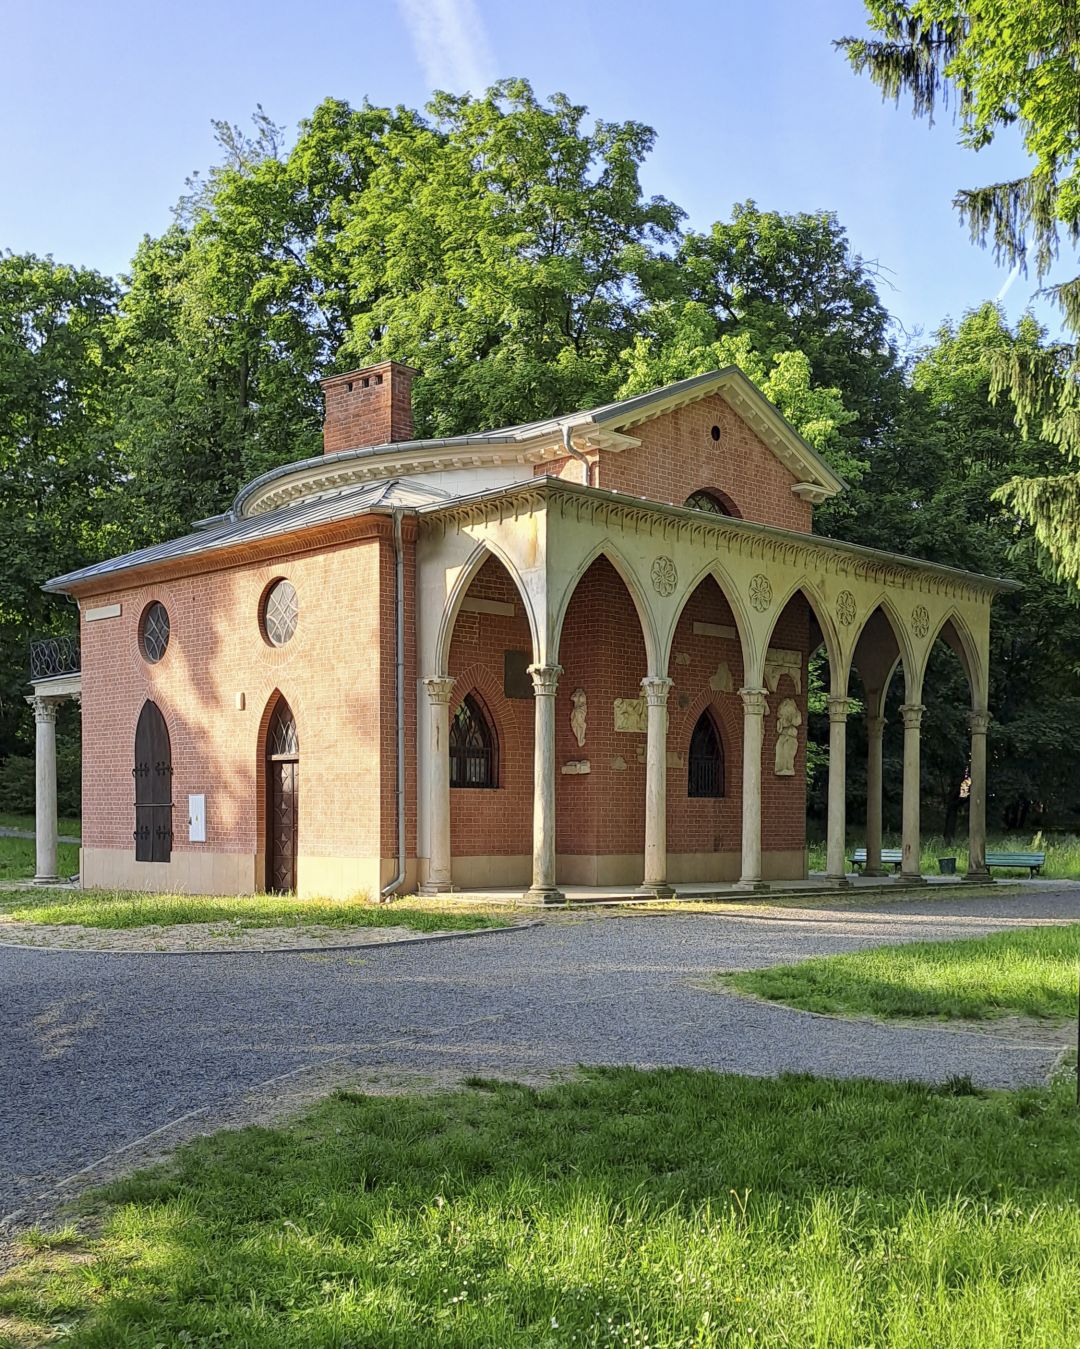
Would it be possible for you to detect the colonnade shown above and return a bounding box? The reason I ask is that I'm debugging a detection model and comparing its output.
[420,662,991,900]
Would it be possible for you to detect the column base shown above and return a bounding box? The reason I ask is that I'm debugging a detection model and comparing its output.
[418,881,453,895]
[524,886,567,906]
[862,866,887,878]
[824,874,851,888]
[32,874,65,886]
[636,883,676,899]
[893,873,927,886]
[734,879,770,892]
[965,868,994,884]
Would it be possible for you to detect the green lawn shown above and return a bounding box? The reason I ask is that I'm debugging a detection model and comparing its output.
[722,923,1080,1020]
[2,1067,1079,1347]
[807,831,1080,878]
[0,837,80,883]
[0,887,512,933]
[0,813,81,837]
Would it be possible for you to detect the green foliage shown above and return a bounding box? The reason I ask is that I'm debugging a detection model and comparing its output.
[723,922,1080,1020]
[840,2,1080,584]
[3,1069,1080,1345]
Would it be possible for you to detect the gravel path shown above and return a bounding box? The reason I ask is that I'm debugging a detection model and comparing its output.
[3,887,1078,1227]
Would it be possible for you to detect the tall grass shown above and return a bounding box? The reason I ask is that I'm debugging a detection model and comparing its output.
[807,830,1080,878]
[2,1068,1079,1347]
[0,837,79,882]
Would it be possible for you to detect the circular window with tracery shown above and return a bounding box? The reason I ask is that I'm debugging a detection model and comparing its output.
[139,601,170,663]
[262,579,298,647]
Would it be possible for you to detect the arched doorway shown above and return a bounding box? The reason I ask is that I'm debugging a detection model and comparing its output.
[265,698,299,892]
[134,700,172,863]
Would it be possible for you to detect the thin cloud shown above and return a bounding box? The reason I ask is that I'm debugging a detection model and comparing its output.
[995,255,1024,303]
[397,0,496,95]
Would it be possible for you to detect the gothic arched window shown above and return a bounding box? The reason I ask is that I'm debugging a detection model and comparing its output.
[450,694,498,788]
[688,710,725,798]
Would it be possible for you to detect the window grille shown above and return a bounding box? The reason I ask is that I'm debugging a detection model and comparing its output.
[688,710,725,798]
[450,693,498,788]
[140,602,170,663]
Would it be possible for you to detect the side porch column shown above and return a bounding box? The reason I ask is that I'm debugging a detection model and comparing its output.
[639,676,674,897]
[966,709,992,881]
[27,695,60,885]
[864,712,887,876]
[825,696,851,885]
[526,663,564,904]
[898,703,927,884]
[420,676,456,894]
[736,687,769,891]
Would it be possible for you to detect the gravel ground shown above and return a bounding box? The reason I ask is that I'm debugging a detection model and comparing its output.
[3,886,1078,1230]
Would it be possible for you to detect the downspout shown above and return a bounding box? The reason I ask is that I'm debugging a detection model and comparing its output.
[562,424,592,487]
[381,508,407,899]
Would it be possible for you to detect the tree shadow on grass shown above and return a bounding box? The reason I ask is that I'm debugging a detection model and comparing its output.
[2,1068,1080,1346]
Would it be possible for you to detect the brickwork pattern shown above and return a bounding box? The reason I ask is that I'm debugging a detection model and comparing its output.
[322,363,415,455]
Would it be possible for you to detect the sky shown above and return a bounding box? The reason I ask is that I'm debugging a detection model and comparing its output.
[0,0,1057,347]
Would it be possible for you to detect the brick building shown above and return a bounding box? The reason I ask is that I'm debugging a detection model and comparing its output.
[32,364,1013,899]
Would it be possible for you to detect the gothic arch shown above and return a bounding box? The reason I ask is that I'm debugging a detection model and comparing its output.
[551,539,659,674]
[662,558,754,683]
[761,578,843,690]
[436,540,542,676]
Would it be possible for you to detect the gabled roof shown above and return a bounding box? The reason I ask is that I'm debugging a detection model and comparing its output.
[233,367,846,516]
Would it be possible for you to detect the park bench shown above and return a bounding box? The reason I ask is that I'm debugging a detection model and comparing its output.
[984,850,1046,877]
[850,848,903,872]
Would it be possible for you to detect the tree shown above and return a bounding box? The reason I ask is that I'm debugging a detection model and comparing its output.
[0,253,123,800]
[839,2,1080,585]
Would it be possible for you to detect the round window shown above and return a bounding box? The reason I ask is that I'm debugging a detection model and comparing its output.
[139,601,170,663]
[710,424,721,442]
[262,579,298,647]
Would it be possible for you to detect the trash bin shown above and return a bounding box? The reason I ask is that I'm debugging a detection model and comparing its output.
[938,856,957,875]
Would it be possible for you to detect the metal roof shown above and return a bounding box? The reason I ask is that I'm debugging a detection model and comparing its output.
[44,478,452,593]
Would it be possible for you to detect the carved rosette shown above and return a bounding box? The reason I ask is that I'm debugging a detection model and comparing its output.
[527,663,563,697]
[911,604,930,639]
[651,556,678,597]
[836,590,856,627]
[749,574,773,612]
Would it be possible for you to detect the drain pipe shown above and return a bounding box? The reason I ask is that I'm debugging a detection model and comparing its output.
[562,424,592,487]
[381,508,407,900]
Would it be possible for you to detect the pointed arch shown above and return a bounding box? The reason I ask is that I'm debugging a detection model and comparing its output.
[850,592,918,702]
[436,540,542,676]
[450,690,499,788]
[922,608,983,706]
[260,690,300,893]
[663,557,755,683]
[688,707,726,798]
[551,539,660,673]
[133,700,173,863]
[761,578,843,690]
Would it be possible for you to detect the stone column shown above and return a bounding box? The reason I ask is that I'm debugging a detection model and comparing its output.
[28,696,60,884]
[419,676,456,894]
[736,687,770,891]
[825,696,851,885]
[864,713,887,876]
[966,709,992,881]
[526,663,564,904]
[898,703,926,884]
[639,676,674,897]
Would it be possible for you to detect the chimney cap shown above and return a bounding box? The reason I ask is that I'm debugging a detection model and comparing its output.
[320,360,419,390]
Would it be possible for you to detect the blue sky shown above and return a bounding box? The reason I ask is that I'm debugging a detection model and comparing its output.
[0,0,1052,345]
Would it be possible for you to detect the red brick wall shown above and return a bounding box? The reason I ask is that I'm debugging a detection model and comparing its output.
[538,394,813,533]
[555,557,648,855]
[447,557,534,858]
[322,363,415,454]
[79,530,393,878]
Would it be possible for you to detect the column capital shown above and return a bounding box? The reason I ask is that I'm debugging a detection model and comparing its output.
[968,709,992,736]
[640,675,673,707]
[826,695,852,723]
[899,703,926,730]
[866,713,887,737]
[25,695,59,724]
[738,687,769,717]
[422,675,456,706]
[527,663,563,697]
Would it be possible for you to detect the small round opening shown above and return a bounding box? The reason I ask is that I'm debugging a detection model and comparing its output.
[261,579,298,648]
[139,601,170,664]
[710,425,721,442]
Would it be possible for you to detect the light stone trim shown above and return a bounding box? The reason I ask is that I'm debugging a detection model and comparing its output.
[460,596,515,617]
[84,602,122,622]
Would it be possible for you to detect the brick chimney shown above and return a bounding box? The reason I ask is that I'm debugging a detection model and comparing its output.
[320,361,418,455]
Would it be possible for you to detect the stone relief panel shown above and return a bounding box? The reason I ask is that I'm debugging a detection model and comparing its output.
[651,556,678,596]
[749,574,773,612]
[774,696,802,776]
[570,688,587,747]
[561,760,591,774]
[613,697,648,732]
[611,755,628,772]
[709,661,734,693]
[763,647,803,695]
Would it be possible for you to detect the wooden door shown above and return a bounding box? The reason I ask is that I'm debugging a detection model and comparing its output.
[266,699,299,892]
[134,701,172,862]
